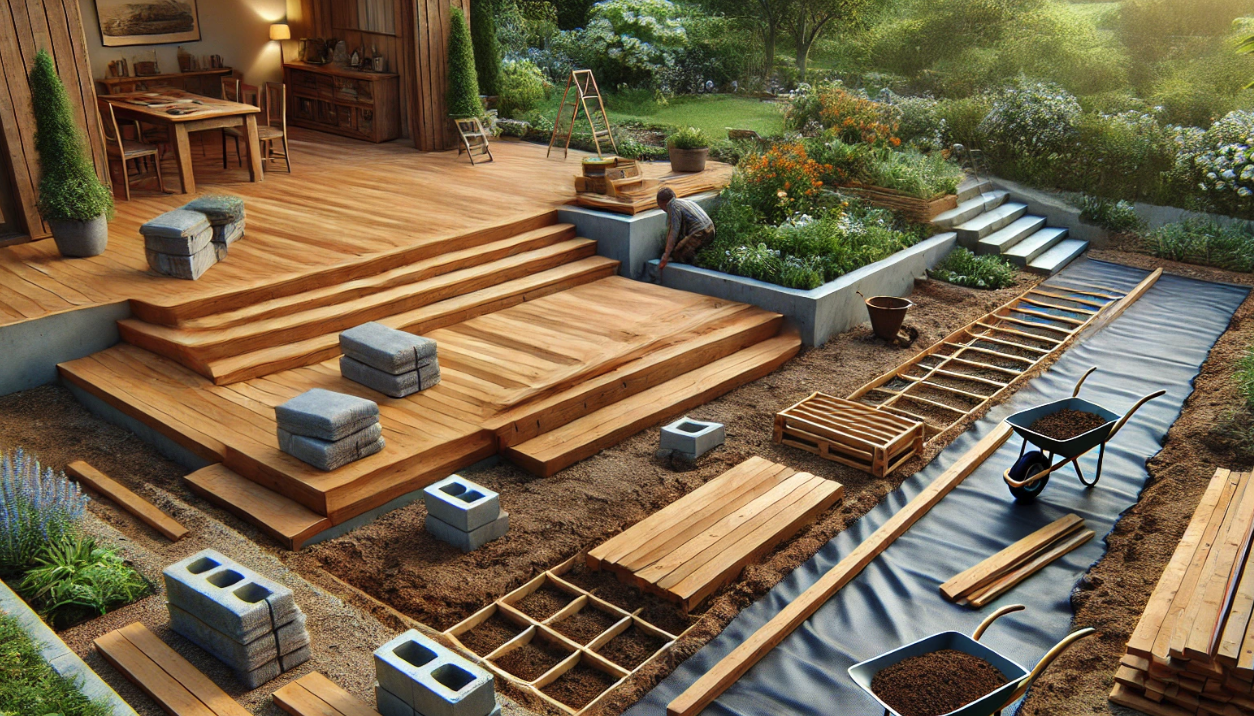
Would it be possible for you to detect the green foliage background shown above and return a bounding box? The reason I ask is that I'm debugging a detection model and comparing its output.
[446,6,482,118]
[471,0,501,96]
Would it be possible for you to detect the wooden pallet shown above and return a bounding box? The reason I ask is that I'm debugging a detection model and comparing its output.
[95,622,250,716]
[274,672,380,716]
[774,393,923,478]
[849,269,1162,442]
[586,456,843,611]
[1110,468,1254,715]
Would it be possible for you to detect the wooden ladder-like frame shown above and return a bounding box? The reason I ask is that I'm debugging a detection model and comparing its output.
[455,117,494,165]
[547,69,617,159]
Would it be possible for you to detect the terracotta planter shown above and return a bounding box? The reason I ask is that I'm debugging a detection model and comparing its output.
[669,146,709,173]
[48,215,108,258]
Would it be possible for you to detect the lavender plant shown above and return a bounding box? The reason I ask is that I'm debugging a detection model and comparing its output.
[0,448,88,575]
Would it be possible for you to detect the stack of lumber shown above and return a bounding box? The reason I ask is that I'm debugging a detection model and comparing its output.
[774,393,924,478]
[1110,468,1254,716]
[574,165,733,215]
[941,513,1094,607]
[588,456,844,611]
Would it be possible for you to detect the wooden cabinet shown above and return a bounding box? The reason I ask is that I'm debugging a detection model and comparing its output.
[96,68,234,98]
[283,62,399,143]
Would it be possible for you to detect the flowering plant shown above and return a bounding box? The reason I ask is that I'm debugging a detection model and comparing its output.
[1183,111,1254,214]
[786,82,901,147]
[979,80,1080,158]
[0,448,87,575]
[733,142,833,223]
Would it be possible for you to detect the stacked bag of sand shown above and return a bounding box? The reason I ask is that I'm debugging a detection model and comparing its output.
[275,389,384,471]
[339,323,440,398]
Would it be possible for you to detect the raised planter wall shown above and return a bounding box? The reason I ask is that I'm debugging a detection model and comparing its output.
[650,231,957,346]
[558,192,720,280]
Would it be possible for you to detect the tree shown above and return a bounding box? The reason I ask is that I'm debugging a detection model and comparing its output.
[701,0,792,80]
[446,6,482,118]
[28,49,111,222]
[470,0,501,96]
[790,0,873,80]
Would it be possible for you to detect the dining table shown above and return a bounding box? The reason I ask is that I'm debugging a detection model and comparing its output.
[104,89,263,194]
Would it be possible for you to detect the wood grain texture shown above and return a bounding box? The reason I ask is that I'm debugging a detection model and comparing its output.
[95,622,249,716]
[66,459,188,541]
[941,513,1084,602]
[274,672,380,716]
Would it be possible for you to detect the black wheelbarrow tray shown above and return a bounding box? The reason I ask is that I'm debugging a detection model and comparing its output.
[1000,367,1165,501]
[848,605,1095,716]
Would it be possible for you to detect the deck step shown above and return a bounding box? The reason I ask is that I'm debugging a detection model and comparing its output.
[976,215,1046,254]
[1004,227,1069,267]
[185,464,330,550]
[119,239,600,378]
[956,177,994,203]
[204,256,620,384]
[502,328,802,477]
[955,202,1028,241]
[932,191,1008,230]
[1026,238,1089,276]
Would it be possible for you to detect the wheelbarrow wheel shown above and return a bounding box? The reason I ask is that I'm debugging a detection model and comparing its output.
[1008,451,1052,503]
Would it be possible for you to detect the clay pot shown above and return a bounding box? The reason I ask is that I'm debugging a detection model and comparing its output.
[864,295,913,341]
[48,215,108,258]
[669,146,709,173]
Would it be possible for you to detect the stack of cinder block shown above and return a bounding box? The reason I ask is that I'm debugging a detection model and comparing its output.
[339,323,441,398]
[184,194,245,249]
[164,549,309,689]
[423,476,508,553]
[374,629,498,716]
[275,389,384,471]
[141,209,223,280]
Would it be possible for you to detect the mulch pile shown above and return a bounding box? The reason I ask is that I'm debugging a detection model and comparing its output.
[540,663,618,709]
[870,649,1008,716]
[594,626,668,670]
[459,613,523,656]
[1029,409,1108,441]
[552,606,621,644]
[491,639,570,682]
[515,585,574,621]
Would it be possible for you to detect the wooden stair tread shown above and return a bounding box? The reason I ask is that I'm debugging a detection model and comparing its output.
[95,622,250,716]
[274,673,381,716]
[503,328,802,477]
[66,460,188,541]
[184,464,331,550]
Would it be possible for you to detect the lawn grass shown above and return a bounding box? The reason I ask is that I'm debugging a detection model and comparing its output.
[0,613,110,716]
[538,93,787,140]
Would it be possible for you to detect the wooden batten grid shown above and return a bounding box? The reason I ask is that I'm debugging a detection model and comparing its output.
[774,394,923,478]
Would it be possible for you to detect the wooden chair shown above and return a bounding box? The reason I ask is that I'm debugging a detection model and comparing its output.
[97,98,163,200]
[226,82,290,172]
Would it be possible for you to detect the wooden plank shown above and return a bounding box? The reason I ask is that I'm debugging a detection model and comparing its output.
[66,460,188,541]
[965,528,1095,607]
[94,629,218,716]
[1186,471,1254,661]
[664,422,1013,716]
[1110,683,1196,716]
[184,464,331,550]
[940,514,1084,601]
[1075,269,1163,339]
[118,622,252,716]
[274,682,339,716]
[292,673,381,716]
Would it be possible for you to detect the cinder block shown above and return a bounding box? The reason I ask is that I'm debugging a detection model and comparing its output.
[423,476,500,532]
[278,422,384,471]
[168,603,308,672]
[237,642,312,689]
[376,683,415,716]
[340,356,440,398]
[145,241,223,281]
[374,630,496,716]
[275,388,380,441]
[163,550,299,643]
[659,417,725,459]
[425,511,509,553]
[340,323,437,375]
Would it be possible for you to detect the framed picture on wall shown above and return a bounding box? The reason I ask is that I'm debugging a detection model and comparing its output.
[95,0,201,47]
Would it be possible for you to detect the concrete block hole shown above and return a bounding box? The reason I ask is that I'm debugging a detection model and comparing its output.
[208,570,244,588]
[187,557,219,574]
[233,583,272,603]
[676,421,706,434]
[394,641,436,668]
[432,663,475,692]
[439,482,467,497]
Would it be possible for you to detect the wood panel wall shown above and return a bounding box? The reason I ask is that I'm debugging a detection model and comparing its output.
[0,0,107,243]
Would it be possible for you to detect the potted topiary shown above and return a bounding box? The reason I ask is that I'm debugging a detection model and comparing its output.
[446,6,482,120]
[28,49,112,257]
[668,126,711,173]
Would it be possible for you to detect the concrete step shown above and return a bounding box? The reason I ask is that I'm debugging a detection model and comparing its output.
[956,202,1028,242]
[932,191,1008,230]
[1004,227,1069,267]
[1026,238,1089,276]
[956,177,994,203]
[976,215,1046,255]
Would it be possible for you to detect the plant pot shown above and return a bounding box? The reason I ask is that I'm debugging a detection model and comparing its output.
[669,146,709,173]
[48,215,107,258]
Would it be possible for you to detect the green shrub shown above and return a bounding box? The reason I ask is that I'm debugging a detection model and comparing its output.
[18,535,149,629]
[1077,195,1145,233]
[0,613,110,716]
[667,126,711,150]
[446,6,482,118]
[934,95,992,149]
[1237,346,1254,407]
[1148,42,1254,128]
[0,448,88,576]
[497,59,547,117]
[29,49,112,222]
[1144,218,1254,271]
[979,79,1081,158]
[552,0,688,88]
[807,137,873,185]
[928,247,1018,289]
[1069,110,1179,202]
[862,146,964,199]
[471,0,501,96]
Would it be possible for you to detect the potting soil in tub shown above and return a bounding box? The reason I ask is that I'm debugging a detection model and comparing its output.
[870,649,1008,716]
[1028,409,1108,441]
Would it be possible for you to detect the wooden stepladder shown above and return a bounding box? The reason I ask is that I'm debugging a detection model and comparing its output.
[454,117,494,165]
[547,69,617,159]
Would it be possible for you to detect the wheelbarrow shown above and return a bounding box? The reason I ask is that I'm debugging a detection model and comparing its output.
[1001,367,1165,503]
[848,604,1095,716]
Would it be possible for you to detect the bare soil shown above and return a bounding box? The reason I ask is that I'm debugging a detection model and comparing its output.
[871,649,1008,716]
[1029,408,1108,440]
[515,585,575,621]
[492,638,571,682]
[539,663,619,709]
[459,613,524,656]
[594,626,669,670]
[550,605,620,645]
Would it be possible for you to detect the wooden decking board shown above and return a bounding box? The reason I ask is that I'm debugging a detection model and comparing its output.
[184,464,331,550]
[941,514,1085,602]
[275,673,381,716]
[66,460,188,541]
[95,622,249,716]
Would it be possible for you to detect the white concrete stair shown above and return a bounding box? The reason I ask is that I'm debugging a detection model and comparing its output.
[1026,238,1089,276]
[975,215,1046,254]
[956,201,1028,242]
[957,177,994,203]
[933,190,1008,230]
[1003,227,1069,266]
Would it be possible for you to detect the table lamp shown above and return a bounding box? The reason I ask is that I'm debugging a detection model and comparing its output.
[270,23,291,65]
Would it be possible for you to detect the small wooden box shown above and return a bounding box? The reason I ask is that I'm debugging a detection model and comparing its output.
[774,392,924,478]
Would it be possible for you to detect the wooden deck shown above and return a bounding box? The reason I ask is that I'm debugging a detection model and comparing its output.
[0,129,730,328]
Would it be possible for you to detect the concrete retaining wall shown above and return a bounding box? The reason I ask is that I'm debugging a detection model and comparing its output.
[558,193,720,280]
[0,579,138,716]
[650,231,957,346]
[0,301,130,397]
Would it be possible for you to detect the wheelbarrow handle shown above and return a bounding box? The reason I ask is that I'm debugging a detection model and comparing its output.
[1108,389,1168,441]
[972,604,1026,641]
[1072,367,1098,398]
[1004,627,1097,704]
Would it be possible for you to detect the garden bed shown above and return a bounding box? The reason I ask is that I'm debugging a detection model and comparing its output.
[838,183,958,224]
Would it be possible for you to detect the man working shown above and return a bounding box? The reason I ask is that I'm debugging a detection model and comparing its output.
[656,188,714,276]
